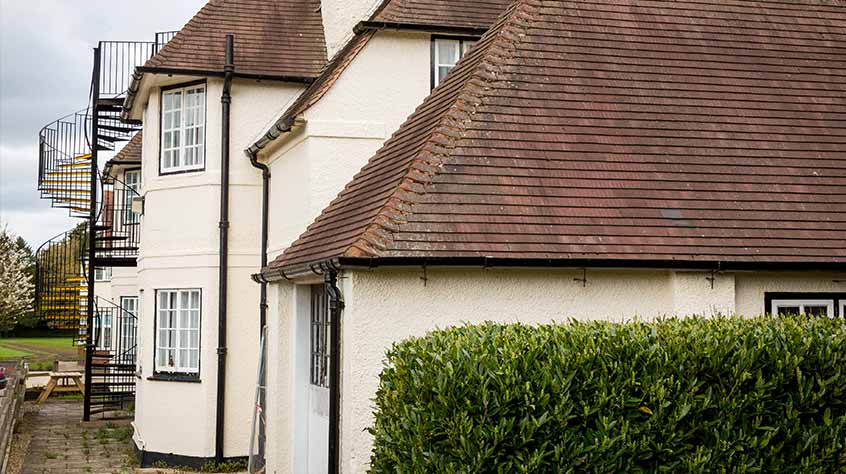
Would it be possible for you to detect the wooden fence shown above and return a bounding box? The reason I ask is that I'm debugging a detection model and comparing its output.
[0,361,27,473]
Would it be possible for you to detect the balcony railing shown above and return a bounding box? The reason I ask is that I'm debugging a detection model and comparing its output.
[98,31,179,98]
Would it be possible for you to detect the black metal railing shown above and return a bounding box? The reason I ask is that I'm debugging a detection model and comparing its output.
[37,108,94,218]
[155,31,178,53]
[95,176,141,261]
[98,31,179,98]
[89,297,137,416]
[34,227,89,331]
[97,41,157,98]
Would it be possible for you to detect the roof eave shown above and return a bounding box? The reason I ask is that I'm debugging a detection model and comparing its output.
[122,67,317,121]
[354,20,489,36]
[262,256,846,282]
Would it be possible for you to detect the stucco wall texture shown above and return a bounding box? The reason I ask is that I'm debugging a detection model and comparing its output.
[264,31,432,258]
[265,267,845,473]
[133,78,304,459]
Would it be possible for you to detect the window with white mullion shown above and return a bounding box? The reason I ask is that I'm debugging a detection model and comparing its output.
[156,289,201,374]
[161,84,205,173]
[772,299,835,318]
[432,38,477,88]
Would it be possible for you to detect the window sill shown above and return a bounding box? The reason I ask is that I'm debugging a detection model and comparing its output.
[147,373,201,383]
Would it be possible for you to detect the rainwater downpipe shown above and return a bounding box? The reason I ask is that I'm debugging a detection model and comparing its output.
[216,33,235,464]
[246,148,269,461]
[325,269,344,474]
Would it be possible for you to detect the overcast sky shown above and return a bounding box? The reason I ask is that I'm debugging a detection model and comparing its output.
[0,0,205,248]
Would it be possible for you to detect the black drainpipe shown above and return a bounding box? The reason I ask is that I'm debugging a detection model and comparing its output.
[246,149,269,461]
[324,268,344,474]
[216,33,235,464]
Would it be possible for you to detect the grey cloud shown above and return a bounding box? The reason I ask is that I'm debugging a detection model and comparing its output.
[0,0,205,247]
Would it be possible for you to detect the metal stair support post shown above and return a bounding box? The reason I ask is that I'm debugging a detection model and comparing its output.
[83,46,101,422]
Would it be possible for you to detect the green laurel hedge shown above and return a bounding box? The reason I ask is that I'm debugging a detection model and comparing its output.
[368,317,846,473]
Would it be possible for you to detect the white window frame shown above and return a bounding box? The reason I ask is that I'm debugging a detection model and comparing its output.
[432,37,476,88]
[772,299,835,318]
[123,170,141,224]
[94,267,112,282]
[155,289,201,374]
[95,312,113,350]
[160,84,206,174]
[120,296,139,356]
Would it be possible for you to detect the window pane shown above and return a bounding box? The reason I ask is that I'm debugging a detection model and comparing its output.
[805,305,828,317]
[438,67,451,85]
[777,306,801,316]
[437,39,459,65]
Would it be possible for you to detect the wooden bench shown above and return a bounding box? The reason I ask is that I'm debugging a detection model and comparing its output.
[36,372,84,404]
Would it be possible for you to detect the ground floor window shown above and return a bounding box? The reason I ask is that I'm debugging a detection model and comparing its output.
[155,289,201,375]
[767,293,845,318]
[119,296,138,362]
[310,284,329,388]
[94,312,112,350]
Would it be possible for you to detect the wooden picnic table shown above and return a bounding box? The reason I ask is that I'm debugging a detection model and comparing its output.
[36,372,84,404]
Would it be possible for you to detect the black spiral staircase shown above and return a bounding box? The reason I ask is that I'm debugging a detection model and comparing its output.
[34,33,175,420]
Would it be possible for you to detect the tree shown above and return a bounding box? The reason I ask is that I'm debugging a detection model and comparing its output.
[0,226,34,333]
[13,236,40,328]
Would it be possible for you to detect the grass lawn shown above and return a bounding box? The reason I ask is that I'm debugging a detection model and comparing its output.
[1,337,75,350]
[0,345,31,360]
[0,337,76,364]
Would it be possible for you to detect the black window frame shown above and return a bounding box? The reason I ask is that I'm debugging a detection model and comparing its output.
[765,292,846,318]
[158,79,208,177]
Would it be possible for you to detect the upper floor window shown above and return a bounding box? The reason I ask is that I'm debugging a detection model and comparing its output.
[432,38,475,88]
[155,289,201,375]
[123,169,141,224]
[161,84,206,174]
[768,293,844,318]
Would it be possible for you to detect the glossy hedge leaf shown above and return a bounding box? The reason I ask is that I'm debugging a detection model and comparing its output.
[368,316,846,473]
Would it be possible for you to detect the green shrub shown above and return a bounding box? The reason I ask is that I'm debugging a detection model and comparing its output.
[368,317,846,473]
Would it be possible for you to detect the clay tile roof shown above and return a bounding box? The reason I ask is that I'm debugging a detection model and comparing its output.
[141,0,327,79]
[109,132,142,165]
[369,0,514,30]
[104,132,142,177]
[269,0,846,275]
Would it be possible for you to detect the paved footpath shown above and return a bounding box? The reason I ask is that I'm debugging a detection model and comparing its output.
[13,400,136,474]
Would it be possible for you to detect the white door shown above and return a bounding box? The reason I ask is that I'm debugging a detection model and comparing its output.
[295,284,330,474]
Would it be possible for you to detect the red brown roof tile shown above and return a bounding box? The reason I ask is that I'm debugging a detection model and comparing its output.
[104,132,142,177]
[269,0,846,275]
[141,0,327,79]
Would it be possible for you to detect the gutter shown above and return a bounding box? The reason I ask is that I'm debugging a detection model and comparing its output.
[215,33,235,464]
[261,256,846,282]
[354,20,488,36]
[122,69,314,121]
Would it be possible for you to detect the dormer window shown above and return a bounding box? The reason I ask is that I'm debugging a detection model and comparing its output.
[432,38,476,88]
[160,83,206,174]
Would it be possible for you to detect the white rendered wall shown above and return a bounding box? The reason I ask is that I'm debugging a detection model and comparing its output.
[264,267,845,473]
[320,0,383,56]
[265,32,432,257]
[133,77,305,460]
